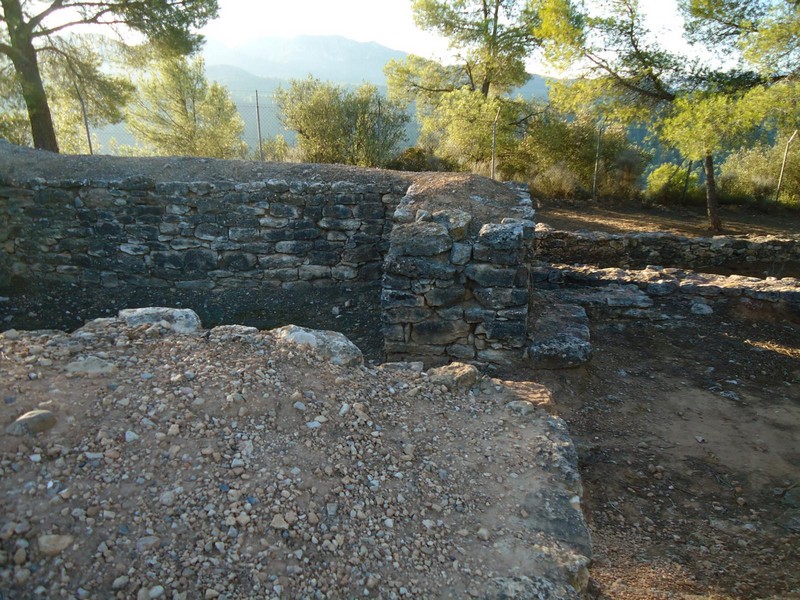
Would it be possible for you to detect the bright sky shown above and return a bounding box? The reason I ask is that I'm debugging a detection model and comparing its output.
[201,0,687,68]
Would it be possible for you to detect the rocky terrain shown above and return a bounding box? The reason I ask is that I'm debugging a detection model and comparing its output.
[0,308,590,600]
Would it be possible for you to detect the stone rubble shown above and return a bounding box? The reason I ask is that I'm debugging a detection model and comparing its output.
[0,310,590,599]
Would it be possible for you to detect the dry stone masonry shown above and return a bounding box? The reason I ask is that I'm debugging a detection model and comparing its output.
[381,182,536,366]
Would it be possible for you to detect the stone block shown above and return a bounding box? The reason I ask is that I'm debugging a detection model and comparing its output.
[450,242,472,265]
[385,256,456,280]
[270,203,301,218]
[382,306,433,324]
[391,222,452,256]
[219,252,257,271]
[478,222,523,250]
[195,223,227,242]
[275,241,313,254]
[323,204,353,218]
[473,287,529,309]
[258,254,303,269]
[473,245,519,265]
[411,318,470,345]
[465,264,518,287]
[298,265,331,280]
[424,285,466,307]
[382,289,425,308]
[431,209,472,241]
[183,249,217,273]
[319,218,361,230]
[332,265,357,280]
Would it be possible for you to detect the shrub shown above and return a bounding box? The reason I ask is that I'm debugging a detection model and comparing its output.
[719,138,799,208]
[386,147,459,172]
[645,162,702,205]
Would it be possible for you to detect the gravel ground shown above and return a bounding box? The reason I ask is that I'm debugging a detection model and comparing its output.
[1,314,590,600]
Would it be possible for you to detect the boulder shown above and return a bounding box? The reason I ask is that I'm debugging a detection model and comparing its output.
[6,410,57,436]
[118,307,201,333]
[272,325,363,367]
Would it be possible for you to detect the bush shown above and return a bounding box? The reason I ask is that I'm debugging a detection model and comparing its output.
[719,138,799,208]
[531,163,586,199]
[386,147,459,172]
[645,162,702,205]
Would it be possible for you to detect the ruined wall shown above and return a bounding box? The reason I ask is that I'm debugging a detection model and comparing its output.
[381,182,536,366]
[535,226,800,275]
[1,176,406,290]
[1,145,539,366]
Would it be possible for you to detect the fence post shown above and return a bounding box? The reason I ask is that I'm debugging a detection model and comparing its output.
[74,82,93,155]
[256,90,264,161]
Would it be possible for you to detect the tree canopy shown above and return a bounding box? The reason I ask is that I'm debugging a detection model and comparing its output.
[538,0,800,231]
[0,0,218,152]
[126,55,247,159]
[275,76,409,168]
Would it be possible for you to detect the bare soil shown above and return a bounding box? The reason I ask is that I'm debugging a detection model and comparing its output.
[523,198,800,599]
[536,199,800,237]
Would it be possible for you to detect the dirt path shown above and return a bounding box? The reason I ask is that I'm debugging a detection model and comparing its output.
[509,298,800,599]
[536,200,800,237]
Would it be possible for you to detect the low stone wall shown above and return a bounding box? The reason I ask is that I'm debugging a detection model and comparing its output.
[534,225,800,275]
[381,182,536,366]
[1,176,407,291]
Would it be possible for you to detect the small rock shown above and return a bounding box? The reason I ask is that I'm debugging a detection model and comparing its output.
[270,514,289,530]
[476,527,490,541]
[38,534,74,556]
[125,431,139,443]
[6,410,57,436]
[148,585,165,599]
[112,576,129,590]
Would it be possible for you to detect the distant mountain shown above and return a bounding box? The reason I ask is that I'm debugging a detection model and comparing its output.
[203,35,408,85]
[201,36,550,151]
[203,35,551,98]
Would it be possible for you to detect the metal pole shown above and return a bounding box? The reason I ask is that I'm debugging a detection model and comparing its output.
[255,90,264,161]
[74,81,93,155]
[592,121,603,200]
[491,106,500,180]
[776,129,798,203]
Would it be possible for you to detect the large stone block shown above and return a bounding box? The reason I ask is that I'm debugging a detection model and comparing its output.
[219,252,257,271]
[385,256,456,280]
[425,285,466,307]
[473,287,529,309]
[465,264,518,287]
[391,222,452,257]
[478,222,523,250]
[411,318,470,345]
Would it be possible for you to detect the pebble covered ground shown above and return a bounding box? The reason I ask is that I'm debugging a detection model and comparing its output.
[1,312,590,600]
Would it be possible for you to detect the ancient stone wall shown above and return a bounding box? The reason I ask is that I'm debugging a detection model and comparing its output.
[1,176,406,290]
[535,225,800,275]
[381,182,536,366]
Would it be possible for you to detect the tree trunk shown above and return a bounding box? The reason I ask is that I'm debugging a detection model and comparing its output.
[2,0,60,152]
[703,153,722,233]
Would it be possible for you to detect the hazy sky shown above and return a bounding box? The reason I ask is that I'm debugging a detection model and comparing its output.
[201,0,687,69]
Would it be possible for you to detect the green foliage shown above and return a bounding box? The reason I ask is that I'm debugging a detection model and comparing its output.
[0,36,133,153]
[258,135,293,163]
[645,163,702,205]
[386,0,544,172]
[275,77,408,168]
[386,147,459,172]
[719,136,800,207]
[507,111,647,199]
[411,0,541,95]
[126,55,248,159]
[0,0,219,151]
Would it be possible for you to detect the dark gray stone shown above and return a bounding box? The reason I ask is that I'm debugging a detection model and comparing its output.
[473,287,529,309]
[478,222,523,250]
[465,264,518,287]
[411,318,470,344]
[391,222,452,257]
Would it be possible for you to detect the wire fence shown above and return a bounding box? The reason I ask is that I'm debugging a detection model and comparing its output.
[86,90,293,158]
